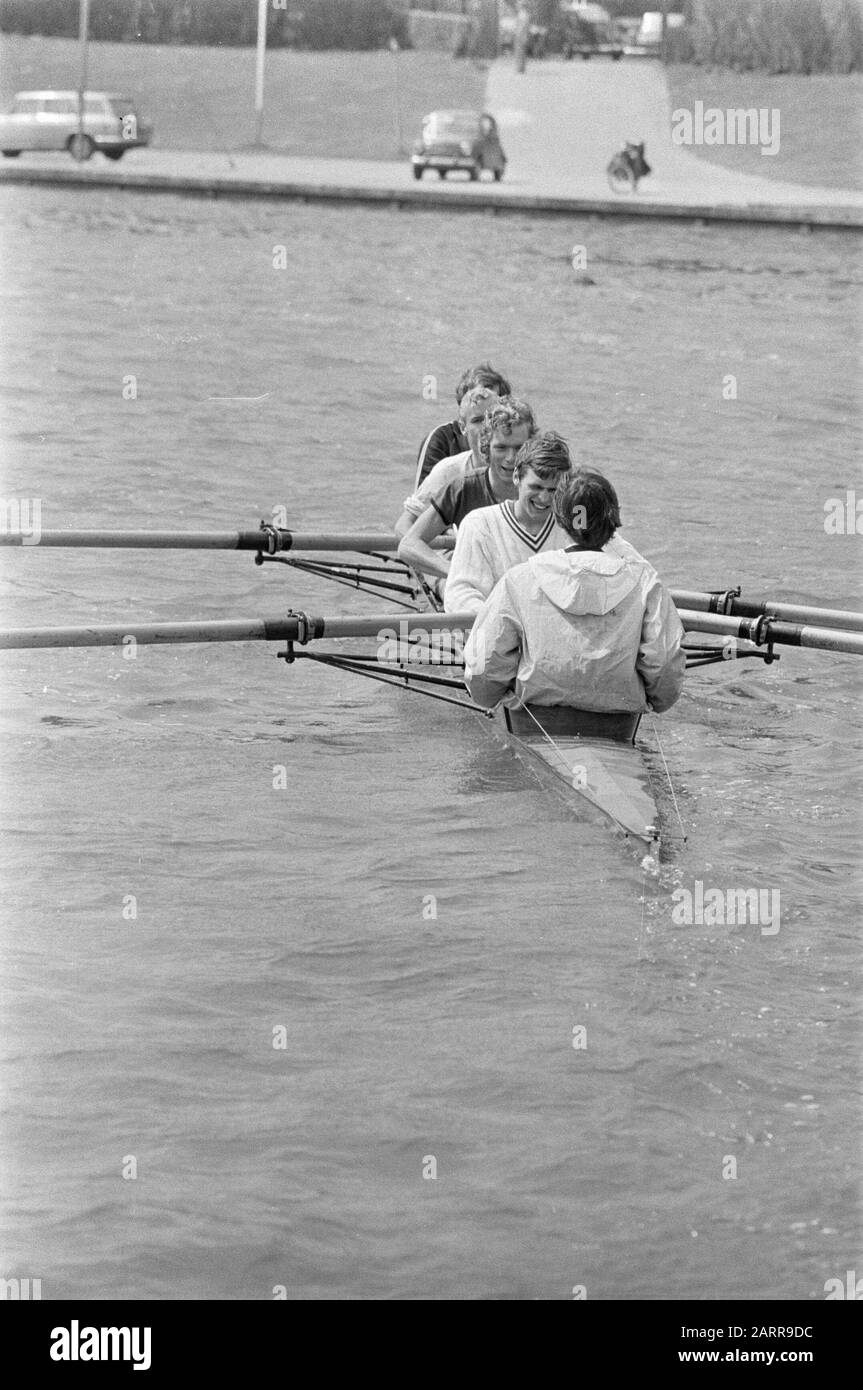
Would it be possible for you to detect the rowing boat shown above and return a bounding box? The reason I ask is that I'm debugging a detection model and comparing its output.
[3,522,862,851]
[501,706,659,844]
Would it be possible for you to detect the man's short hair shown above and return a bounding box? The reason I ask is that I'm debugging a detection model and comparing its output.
[477,397,537,460]
[459,384,500,420]
[455,363,512,404]
[513,430,571,484]
[553,469,621,549]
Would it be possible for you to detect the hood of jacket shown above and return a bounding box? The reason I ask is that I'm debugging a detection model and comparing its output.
[530,548,642,617]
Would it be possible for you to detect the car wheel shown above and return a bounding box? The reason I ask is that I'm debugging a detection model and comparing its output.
[493,168,503,183]
[67,133,95,162]
[438,169,447,180]
[2,150,21,158]
[103,149,125,161]
[413,165,423,180]
[469,165,479,182]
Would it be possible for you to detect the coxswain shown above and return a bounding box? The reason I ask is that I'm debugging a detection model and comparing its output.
[463,468,685,714]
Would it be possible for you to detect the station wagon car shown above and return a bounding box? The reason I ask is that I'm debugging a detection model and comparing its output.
[0,90,153,161]
[411,110,506,183]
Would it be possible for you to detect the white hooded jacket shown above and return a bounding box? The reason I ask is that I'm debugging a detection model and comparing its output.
[463,545,686,714]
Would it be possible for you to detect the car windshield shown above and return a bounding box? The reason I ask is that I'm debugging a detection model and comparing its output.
[425,114,481,140]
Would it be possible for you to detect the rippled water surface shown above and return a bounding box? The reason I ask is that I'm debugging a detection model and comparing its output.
[0,190,861,1300]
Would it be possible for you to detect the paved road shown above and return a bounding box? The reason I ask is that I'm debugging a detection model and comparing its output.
[486,57,862,208]
[1,57,859,224]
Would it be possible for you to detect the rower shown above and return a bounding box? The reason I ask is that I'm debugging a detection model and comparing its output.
[415,362,511,488]
[463,468,685,714]
[397,398,537,583]
[394,385,501,542]
[443,431,572,614]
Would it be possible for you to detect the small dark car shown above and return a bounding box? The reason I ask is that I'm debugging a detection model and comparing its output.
[411,110,507,183]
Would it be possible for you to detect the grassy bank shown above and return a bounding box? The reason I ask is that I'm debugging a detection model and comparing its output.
[665,66,863,190]
[0,36,486,158]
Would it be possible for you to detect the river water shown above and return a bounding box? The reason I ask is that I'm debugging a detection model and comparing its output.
[0,188,860,1300]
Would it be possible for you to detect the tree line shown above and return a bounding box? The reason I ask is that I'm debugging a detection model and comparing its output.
[0,0,408,49]
[1,0,861,70]
[669,0,863,73]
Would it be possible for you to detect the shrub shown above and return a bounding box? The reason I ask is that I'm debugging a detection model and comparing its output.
[0,0,405,49]
[685,0,862,72]
[828,0,863,69]
[293,0,400,50]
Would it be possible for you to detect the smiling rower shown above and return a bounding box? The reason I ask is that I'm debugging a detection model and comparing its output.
[414,363,511,489]
[444,431,572,615]
[397,398,536,583]
[394,385,502,542]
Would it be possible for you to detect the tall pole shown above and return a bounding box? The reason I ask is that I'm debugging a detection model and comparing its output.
[514,2,529,73]
[389,37,403,156]
[254,0,268,146]
[661,0,669,64]
[76,0,90,157]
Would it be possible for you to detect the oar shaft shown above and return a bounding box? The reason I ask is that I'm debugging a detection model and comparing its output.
[0,530,246,549]
[672,589,863,633]
[3,540,860,621]
[0,611,476,650]
[1,619,273,649]
[2,611,859,654]
[5,609,859,655]
[678,609,863,656]
[0,529,404,552]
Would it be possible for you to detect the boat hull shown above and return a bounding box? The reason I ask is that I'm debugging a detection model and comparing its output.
[500,705,659,845]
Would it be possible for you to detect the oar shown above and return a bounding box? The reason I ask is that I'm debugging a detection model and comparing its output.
[678,609,863,657]
[2,608,862,656]
[672,589,863,634]
[0,611,476,650]
[4,532,861,632]
[0,528,405,553]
